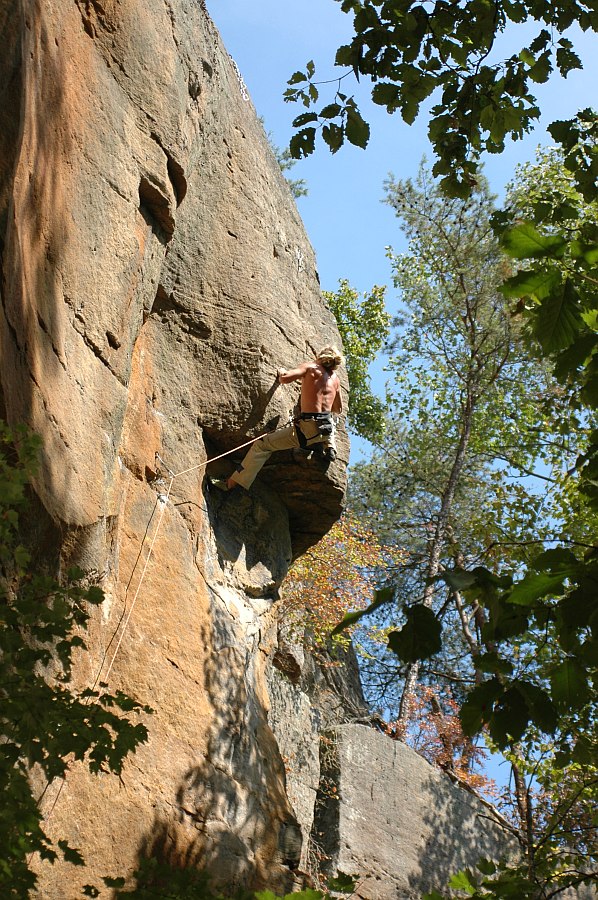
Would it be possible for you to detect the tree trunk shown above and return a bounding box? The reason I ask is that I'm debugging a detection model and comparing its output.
[397,389,476,725]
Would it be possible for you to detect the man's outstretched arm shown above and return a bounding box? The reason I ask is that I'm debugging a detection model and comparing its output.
[277,362,310,384]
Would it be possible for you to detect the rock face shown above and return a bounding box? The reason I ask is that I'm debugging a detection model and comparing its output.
[313,725,516,899]
[0,1,530,898]
[0,0,346,894]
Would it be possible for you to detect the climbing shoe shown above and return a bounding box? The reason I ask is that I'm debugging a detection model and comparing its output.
[313,445,336,463]
[207,475,232,492]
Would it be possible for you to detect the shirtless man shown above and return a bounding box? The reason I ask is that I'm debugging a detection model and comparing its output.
[215,345,344,492]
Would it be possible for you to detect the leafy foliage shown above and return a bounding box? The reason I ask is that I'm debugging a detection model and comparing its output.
[344,164,578,722]
[334,158,596,894]
[261,117,309,199]
[324,279,391,443]
[0,423,151,897]
[285,2,598,195]
[497,140,598,510]
[385,686,494,791]
[282,514,398,648]
[276,144,309,199]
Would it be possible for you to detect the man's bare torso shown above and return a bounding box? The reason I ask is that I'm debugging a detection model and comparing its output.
[278,359,342,413]
[300,362,339,412]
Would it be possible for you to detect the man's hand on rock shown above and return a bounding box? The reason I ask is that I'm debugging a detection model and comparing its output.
[277,368,287,384]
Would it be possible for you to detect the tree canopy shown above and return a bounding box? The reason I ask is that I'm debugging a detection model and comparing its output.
[324,279,390,443]
[285,1,597,196]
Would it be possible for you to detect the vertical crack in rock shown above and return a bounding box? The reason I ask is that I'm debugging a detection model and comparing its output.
[150,132,188,206]
[138,175,175,243]
[309,732,341,880]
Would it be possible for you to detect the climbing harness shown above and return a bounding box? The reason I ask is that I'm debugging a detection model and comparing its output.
[294,411,336,450]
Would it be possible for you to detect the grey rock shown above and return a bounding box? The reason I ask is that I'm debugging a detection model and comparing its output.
[312,725,518,899]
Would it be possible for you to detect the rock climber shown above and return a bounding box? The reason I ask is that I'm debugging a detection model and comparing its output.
[211,345,344,492]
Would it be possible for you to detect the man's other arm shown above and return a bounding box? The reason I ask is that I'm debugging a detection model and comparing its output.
[332,376,342,413]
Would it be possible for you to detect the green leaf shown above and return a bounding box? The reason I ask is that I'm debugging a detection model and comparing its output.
[287,892,324,900]
[345,108,370,149]
[292,112,318,128]
[532,548,579,573]
[528,50,552,83]
[387,605,442,662]
[440,568,477,592]
[327,871,358,893]
[372,82,401,111]
[448,869,476,894]
[331,586,394,635]
[518,48,535,66]
[581,308,598,330]
[491,685,530,744]
[556,43,582,76]
[499,267,561,300]
[501,222,567,259]
[515,681,558,734]
[288,71,307,86]
[477,858,497,876]
[322,123,345,154]
[509,571,567,606]
[476,651,514,676]
[320,103,342,119]
[582,245,598,265]
[533,279,583,353]
[289,128,316,159]
[550,659,591,707]
[460,678,503,736]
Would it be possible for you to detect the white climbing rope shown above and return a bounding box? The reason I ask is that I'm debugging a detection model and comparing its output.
[34,420,293,830]
[100,425,291,681]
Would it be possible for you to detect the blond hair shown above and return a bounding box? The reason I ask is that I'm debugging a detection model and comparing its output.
[316,345,344,371]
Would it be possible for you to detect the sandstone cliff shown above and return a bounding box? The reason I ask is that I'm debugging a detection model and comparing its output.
[1,1,522,897]
[1,0,346,894]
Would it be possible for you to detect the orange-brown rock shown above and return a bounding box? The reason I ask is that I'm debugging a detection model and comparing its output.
[0,0,347,894]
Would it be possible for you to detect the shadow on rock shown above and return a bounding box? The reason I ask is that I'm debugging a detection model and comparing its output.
[205,478,293,597]
[410,769,517,897]
[128,608,303,894]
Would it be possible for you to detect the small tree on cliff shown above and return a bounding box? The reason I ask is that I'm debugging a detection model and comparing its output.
[0,423,151,897]
[324,279,391,444]
[281,513,397,648]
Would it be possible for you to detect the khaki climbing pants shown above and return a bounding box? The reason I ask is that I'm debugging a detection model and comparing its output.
[230,416,337,490]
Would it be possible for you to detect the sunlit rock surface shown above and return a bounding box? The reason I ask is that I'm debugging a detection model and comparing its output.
[313,725,517,899]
